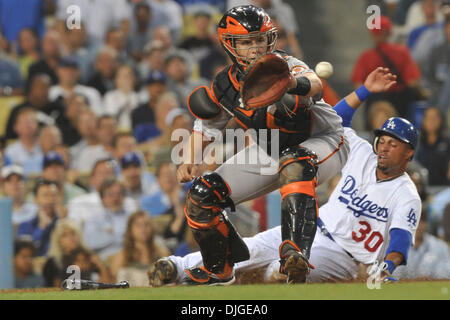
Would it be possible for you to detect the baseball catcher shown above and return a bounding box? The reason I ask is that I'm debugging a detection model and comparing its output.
[175,5,349,284]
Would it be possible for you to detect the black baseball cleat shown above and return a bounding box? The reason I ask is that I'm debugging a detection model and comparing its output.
[279,240,315,284]
[183,266,236,286]
[148,257,177,287]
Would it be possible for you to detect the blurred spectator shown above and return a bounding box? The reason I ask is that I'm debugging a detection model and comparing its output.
[137,40,166,81]
[129,0,173,46]
[51,144,82,188]
[110,210,170,284]
[127,2,157,62]
[17,179,62,256]
[49,57,104,115]
[142,107,192,165]
[392,0,418,26]
[164,50,208,108]
[0,0,46,45]
[55,94,87,147]
[131,70,168,130]
[4,108,43,175]
[198,49,228,82]
[69,109,99,172]
[42,151,86,204]
[141,162,186,251]
[364,0,398,20]
[96,115,118,155]
[154,92,179,133]
[77,178,137,260]
[360,100,399,142]
[443,203,450,242]
[15,28,41,78]
[179,0,226,12]
[56,0,131,47]
[67,158,117,223]
[74,115,117,173]
[105,27,133,66]
[113,132,142,164]
[407,0,441,50]
[151,0,183,42]
[14,239,44,289]
[178,8,217,62]
[429,186,450,238]
[251,0,304,59]
[416,107,449,185]
[0,50,23,95]
[39,125,62,156]
[351,15,423,119]
[119,151,159,204]
[178,8,227,80]
[422,15,450,111]
[406,161,430,203]
[62,22,97,84]
[86,46,119,96]
[27,30,62,87]
[404,0,445,37]
[65,247,113,284]
[104,64,140,132]
[5,74,62,141]
[43,220,84,287]
[411,0,450,72]
[152,26,175,53]
[43,220,111,287]
[173,228,200,257]
[393,210,450,279]
[88,159,118,193]
[1,164,37,226]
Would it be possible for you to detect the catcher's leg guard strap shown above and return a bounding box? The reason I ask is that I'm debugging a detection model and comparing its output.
[184,173,249,276]
[185,205,249,275]
[280,193,318,260]
[278,146,319,260]
[185,197,231,276]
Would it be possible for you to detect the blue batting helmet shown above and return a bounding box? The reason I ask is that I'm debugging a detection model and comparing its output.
[373,117,419,153]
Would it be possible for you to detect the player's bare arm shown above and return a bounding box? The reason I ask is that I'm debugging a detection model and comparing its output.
[344,67,397,110]
[177,131,212,183]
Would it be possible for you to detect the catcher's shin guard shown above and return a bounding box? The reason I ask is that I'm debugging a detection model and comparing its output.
[278,146,319,261]
[185,173,249,280]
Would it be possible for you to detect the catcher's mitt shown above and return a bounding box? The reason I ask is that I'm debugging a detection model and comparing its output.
[241,53,291,110]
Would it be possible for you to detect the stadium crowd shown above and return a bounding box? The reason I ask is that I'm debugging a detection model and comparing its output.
[0,0,448,288]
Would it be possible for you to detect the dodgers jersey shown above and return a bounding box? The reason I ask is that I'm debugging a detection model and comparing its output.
[319,127,422,264]
[192,56,344,143]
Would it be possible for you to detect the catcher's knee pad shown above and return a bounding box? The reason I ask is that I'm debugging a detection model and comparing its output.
[278,146,319,260]
[278,145,318,185]
[185,172,249,275]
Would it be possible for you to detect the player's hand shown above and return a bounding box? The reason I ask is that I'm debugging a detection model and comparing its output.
[364,67,397,93]
[177,164,204,183]
[367,260,397,283]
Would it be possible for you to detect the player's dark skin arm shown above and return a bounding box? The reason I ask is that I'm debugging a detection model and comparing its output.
[344,67,397,109]
[384,252,404,268]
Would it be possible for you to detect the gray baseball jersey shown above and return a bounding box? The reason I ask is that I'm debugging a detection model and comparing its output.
[191,56,349,205]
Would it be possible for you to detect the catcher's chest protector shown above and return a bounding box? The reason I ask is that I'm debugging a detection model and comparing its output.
[213,65,312,150]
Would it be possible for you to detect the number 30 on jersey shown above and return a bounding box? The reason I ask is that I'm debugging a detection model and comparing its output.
[352,221,384,252]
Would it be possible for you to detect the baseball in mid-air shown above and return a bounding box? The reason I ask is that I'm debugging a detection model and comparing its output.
[315,61,334,79]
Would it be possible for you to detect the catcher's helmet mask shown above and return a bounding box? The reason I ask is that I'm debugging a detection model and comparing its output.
[218,5,278,73]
